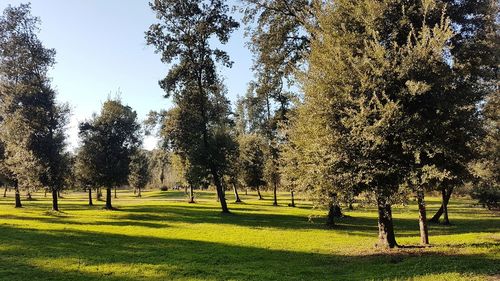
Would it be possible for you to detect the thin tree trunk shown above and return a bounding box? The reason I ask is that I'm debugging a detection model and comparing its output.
[105,187,113,210]
[245,188,248,195]
[188,185,195,203]
[273,183,278,206]
[88,188,93,206]
[137,187,142,198]
[376,195,398,248]
[14,184,22,208]
[233,183,241,203]
[114,187,117,199]
[52,189,59,211]
[44,188,47,197]
[257,186,263,200]
[289,191,296,207]
[417,189,429,245]
[3,185,7,197]
[429,186,453,224]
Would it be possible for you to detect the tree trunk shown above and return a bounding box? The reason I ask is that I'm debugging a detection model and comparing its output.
[429,186,453,224]
[273,183,278,206]
[3,185,7,197]
[188,185,195,203]
[114,187,117,199]
[88,188,93,206]
[257,186,263,200]
[44,188,47,197]
[14,184,22,208]
[245,188,248,195]
[211,168,229,213]
[289,191,295,207]
[233,183,241,203]
[52,189,59,211]
[417,189,429,245]
[376,196,398,248]
[105,187,113,210]
[137,187,142,198]
[97,187,102,200]
[27,191,32,200]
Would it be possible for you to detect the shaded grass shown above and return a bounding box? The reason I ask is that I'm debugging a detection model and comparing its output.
[0,190,499,281]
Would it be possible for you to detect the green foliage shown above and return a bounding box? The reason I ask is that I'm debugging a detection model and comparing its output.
[238,134,266,189]
[0,4,69,202]
[78,98,141,190]
[128,150,151,191]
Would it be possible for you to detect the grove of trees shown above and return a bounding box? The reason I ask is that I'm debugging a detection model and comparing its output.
[0,0,497,250]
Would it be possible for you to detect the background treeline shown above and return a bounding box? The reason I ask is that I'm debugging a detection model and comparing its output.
[0,0,498,249]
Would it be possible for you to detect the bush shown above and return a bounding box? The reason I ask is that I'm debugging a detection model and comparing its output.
[471,185,500,210]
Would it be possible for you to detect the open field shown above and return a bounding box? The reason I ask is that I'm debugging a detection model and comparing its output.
[0,190,499,281]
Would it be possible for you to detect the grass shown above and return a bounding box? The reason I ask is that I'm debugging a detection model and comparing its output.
[0,189,498,281]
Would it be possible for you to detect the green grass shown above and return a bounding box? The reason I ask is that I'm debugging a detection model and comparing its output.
[0,189,498,281]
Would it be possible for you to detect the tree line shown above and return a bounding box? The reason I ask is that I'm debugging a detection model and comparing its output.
[0,1,497,249]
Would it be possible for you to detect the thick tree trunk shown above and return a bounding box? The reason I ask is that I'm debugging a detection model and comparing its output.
[188,185,195,203]
[273,183,278,206]
[105,188,113,210]
[289,191,296,207]
[3,185,7,197]
[52,189,59,211]
[88,188,93,206]
[429,186,453,224]
[212,170,229,213]
[14,185,22,208]
[233,183,241,203]
[417,189,429,245]
[376,196,398,248]
[257,186,263,200]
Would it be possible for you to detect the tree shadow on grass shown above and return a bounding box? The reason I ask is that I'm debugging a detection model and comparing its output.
[0,225,498,281]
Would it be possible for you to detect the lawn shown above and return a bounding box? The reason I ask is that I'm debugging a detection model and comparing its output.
[0,190,498,281]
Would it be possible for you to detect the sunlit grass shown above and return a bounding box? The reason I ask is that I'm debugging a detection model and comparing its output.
[0,189,498,280]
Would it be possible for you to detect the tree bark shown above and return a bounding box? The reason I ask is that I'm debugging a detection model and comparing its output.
[212,169,229,213]
[88,188,93,206]
[188,185,195,203]
[44,188,47,197]
[273,183,278,206]
[137,187,142,198]
[105,187,113,210]
[14,184,22,208]
[429,186,453,224]
[52,189,59,211]
[245,188,248,195]
[376,196,398,248]
[289,191,296,207]
[3,185,7,197]
[257,186,263,200]
[114,187,117,199]
[233,183,241,203]
[417,189,429,245]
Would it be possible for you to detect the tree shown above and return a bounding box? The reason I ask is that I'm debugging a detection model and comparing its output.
[239,134,266,200]
[78,98,141,210]
[0,4,69,211]
[146,0,239,213]
[128,150,150,197]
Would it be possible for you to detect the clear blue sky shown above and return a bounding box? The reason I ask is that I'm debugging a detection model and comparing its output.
[0,0,254,150]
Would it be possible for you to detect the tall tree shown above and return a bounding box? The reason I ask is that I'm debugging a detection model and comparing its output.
[0,4,69,210]
[146,0,239,213]
[239,134,266,200]
[78,98,141,210]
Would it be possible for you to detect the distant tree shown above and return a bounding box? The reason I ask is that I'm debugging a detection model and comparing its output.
[146,0,239,213]
[239,134,266,200]
[75,147,98,206]
[128,150,150,197]
[148,148,169,189]
[0,4,69,211]
[78,98,141,210]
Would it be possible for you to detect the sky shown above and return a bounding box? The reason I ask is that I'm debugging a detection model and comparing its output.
[0,0,254,150]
